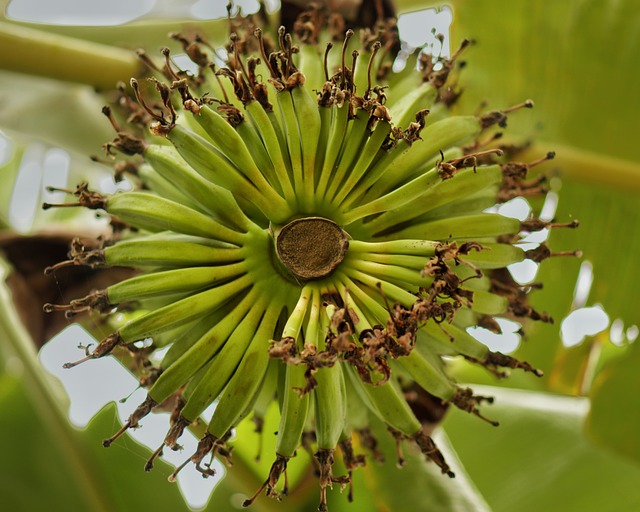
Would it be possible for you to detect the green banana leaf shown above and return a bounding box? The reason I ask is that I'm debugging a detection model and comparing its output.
[406,0,640,464]
[2,0,640,510]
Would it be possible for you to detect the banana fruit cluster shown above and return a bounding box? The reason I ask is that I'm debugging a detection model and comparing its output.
[44,4,578,510]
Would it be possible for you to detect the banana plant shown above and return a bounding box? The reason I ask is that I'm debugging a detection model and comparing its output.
[1,1,639,511]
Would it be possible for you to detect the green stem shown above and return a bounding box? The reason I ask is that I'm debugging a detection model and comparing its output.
[524,141,640,193]
[0,258,113,512]
[0,11,229,50]
[0,20,141,88]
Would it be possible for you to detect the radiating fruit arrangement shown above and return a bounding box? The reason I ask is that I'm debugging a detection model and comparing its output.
[43,4,578,510]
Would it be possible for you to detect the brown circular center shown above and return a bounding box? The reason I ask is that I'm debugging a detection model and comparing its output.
[276,217,349,281]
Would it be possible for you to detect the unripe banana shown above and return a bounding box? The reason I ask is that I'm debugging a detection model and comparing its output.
[275,89,305,208]
[343,116,482,209]
[324,109,371,204]
[297,42,324,92]
[245,100,296,202]
[316,103,351,200]
[107,263,246,305]
[384,212,521,241]
[314,346,347,450]
[102,239,243,268]
[105,192,246,245]
[291,84,322,209]
[136,164,204,213]
[190,105,281,196]
[167,124,292,222]
[331,120,391,207]
[144,144,251,231]
[207,298,284,439]
[364,165,504,233]
[274,286,314,458]
[345,366,421,438]
[180,293,269,422]
[276,362,311,458]
[160,307,232,371]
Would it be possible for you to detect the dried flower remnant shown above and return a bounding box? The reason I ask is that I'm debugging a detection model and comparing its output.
[43,3,580,510]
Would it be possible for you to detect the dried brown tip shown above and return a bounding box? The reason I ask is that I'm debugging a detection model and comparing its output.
[44,290,111,317]
[525,243,582,263]
[314,449,350,512]
[500,151,555,178]
[161,47,181,81]
[526,151,556,169]
[338,438,366,502]
[520,218,580,233]
[62,332,122,369]
[364,40,382,99]
[243,455,289,507]
[478,315,502,334]
[340,29,355,88]
[130,78,176,135]
[479,99,534,129]
[103,395,156,448]
[414,431,455,477]
[145,398,185,468]
[439,148,505,178]
[388,427,407,468]
[503,99,534,112]
[323,42,333,82]
[145,444,164,472]
[169,432,217,483]
[101,105,121,132]
[450,387,499,427]
[165,405,189,445]
[485,351,544,377]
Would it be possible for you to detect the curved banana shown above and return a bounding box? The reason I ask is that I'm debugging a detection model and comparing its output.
[105,192,246,246]
[148,286,258,405]
[180,292,269,422]
[144,143,251,231]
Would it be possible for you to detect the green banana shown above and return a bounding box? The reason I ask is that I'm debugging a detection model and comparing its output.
[274,286,314,459]
[323,109,371,204]
[207,298,284,439]
[144,144,252,231]
[148,286,259,405]
[314,309,347,451]
[378,212,521,241]
[190,105,280,196]
[315,102,350,201]
[102,239,243,268]
[389,82,438,129]
[160,306,235,371]
[136,164,204,213]
[104,192,246,246]
[291,84,321,210]
[342,116,482,209]
[275,89,305,210]
[180,293,269,422]
[245,100,296,203]
[331,119,391,207]
[167,124,292,222]
[107,263,246,305]
[363,165,504,233]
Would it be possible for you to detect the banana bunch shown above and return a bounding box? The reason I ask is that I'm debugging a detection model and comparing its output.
[44,4,578,510]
